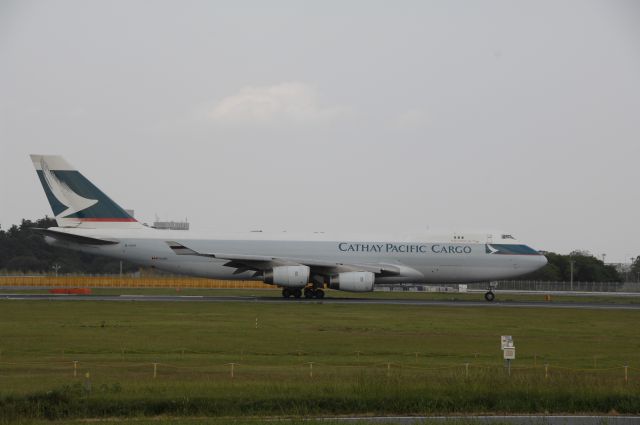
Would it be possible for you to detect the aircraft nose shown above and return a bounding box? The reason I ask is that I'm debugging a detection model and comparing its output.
[530,253,547,271]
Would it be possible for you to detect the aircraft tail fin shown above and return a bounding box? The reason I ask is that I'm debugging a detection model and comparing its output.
[30,155,144,229]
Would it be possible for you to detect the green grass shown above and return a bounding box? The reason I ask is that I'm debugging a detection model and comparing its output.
[0,418,527,425]
[0,299,639,422]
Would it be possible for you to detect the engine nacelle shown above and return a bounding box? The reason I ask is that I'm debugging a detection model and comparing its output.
[329,271,375,292]
[264,265,310,288]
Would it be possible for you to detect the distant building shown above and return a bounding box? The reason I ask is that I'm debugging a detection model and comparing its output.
[611,263,632,274]
[152,220,190,231]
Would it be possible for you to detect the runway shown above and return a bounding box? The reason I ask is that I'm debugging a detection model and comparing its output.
[1,293,640,310]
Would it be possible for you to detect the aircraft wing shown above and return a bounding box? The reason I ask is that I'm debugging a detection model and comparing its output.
[166,241,401,276]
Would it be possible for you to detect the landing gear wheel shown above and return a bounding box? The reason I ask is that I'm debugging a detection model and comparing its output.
[304,287,314,299]
[282,288,292,298]
[484,291,495,302]
[314,289,325,299]
[293,288,302,299]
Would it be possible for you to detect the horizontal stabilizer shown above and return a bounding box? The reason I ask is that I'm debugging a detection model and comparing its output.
[34,228,119,245]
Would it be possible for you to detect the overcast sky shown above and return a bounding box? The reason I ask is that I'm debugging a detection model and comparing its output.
[1,1,639,263]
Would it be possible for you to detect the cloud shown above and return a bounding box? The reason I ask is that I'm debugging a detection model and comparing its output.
[391,108,430,129]
[208,82,351,126]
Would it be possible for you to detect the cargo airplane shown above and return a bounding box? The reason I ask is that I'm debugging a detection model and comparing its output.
[30,155,547,301]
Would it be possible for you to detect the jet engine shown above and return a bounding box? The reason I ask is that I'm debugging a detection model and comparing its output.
[329,271,375,292]
[264,265,310,288]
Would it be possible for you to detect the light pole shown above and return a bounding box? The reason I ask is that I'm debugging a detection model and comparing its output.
[601,253,606,264]
[52,263,61,277]
[569,258,575,291]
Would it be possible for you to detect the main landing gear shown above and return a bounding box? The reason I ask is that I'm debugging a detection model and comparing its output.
[281,288,302,299]
[281,286,324,299]
[304,287,324,299]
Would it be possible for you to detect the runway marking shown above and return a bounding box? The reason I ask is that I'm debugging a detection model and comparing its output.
[1,293,640,310]
[119,294,204,298]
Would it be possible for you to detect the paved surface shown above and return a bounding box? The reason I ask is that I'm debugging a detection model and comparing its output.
[309,416,640,424]
[1,293,640,310]
[468,289,640,297]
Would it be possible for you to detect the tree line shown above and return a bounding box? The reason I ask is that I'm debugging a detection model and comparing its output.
[522,251,627,282]
[0,217,637,282]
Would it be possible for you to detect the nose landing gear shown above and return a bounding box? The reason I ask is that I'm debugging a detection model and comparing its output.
[484,281,498,302]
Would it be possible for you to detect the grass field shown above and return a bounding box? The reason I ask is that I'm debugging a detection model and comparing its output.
[1,298,639,423]
[0,419,553,425]
[0,418,527,425]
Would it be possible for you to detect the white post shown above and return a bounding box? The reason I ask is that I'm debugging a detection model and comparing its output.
[545,364,549,379]
[153,362,158,378]
[465,363,469,378]
[73,360,78,377]
[226,363,238,378]
[625,365,629,383]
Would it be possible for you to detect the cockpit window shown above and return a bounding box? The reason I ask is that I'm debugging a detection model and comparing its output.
[501,234,515,240]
